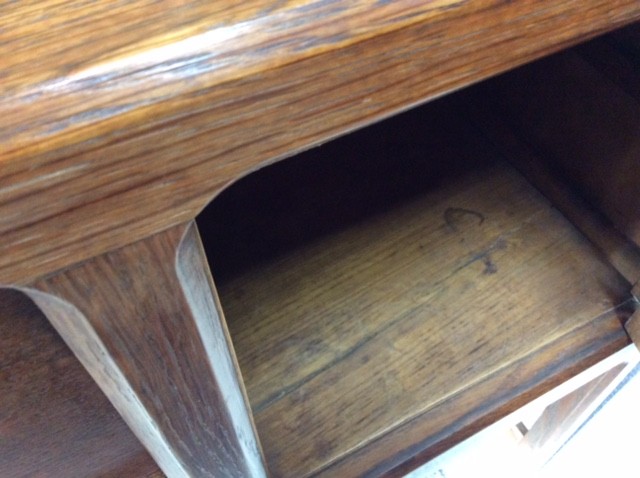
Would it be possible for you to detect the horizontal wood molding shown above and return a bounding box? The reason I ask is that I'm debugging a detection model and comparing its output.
[2,2,640,285]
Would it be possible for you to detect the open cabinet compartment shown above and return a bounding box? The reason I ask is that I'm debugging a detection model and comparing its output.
[2,21,640,478]
[196,22,640,478]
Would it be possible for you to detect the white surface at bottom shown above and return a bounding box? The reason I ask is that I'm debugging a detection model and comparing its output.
[406,347,640,478]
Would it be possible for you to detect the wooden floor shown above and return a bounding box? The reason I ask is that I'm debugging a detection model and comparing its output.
[199,98,632,477]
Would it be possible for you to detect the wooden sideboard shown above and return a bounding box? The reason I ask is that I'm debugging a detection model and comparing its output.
[3,2,640,477]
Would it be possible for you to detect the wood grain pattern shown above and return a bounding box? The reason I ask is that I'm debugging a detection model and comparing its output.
[0,289,162,478]
[3,12,640,476]
[21,223,265,478]
[2,1,640,286]
[199,103,632,476]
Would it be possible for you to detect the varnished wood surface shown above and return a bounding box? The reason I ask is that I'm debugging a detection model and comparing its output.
[0,289,162,478]
[24,223,265,478]
[199,101,632,477]
[3,15,640,477]
[2,2,640,286]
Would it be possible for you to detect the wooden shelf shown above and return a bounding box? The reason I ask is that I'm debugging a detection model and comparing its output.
[198,96,633,477]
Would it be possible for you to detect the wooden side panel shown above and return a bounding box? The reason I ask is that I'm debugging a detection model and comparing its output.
[459,82,640,286]
[467,28,640,248]
[22,223,265,478]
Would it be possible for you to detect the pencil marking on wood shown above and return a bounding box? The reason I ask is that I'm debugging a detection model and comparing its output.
[444,207,485,232]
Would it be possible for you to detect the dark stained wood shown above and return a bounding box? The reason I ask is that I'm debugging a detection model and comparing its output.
[2,1,640,286]
[625,310,640,350]
[199,104,632,477]
[21,223,265,478]
[458,82,640,287]
[4,10,640,477]
[0,289,162,478]
[464,35,640,250]
[575,23,640,103]
[609,21,640,59]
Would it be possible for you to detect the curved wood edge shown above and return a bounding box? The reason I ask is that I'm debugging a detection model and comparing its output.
[2,2,640,285]
[13,222,266,478]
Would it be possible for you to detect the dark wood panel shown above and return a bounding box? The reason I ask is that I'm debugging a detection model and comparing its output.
[2,1,640,285]
[458,82,640,286]
[625,310,640,349]
[200,103,632,476]
[464,31,640,250]
[0,289,162,478]
[576,23,640,102]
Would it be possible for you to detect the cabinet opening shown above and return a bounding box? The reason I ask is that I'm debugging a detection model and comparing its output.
[196,22,640,478]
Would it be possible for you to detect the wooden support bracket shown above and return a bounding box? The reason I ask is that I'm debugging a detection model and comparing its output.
[19,222,266,478]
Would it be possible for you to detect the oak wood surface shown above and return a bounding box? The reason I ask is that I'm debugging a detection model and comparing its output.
[0,289,162,478]
[22,223,265,478]
[199,102,632,477]
[2,1,640,286]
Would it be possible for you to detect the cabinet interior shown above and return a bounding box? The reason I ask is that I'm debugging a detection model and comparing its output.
[196,22,640,477]
[1,21,639,478]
